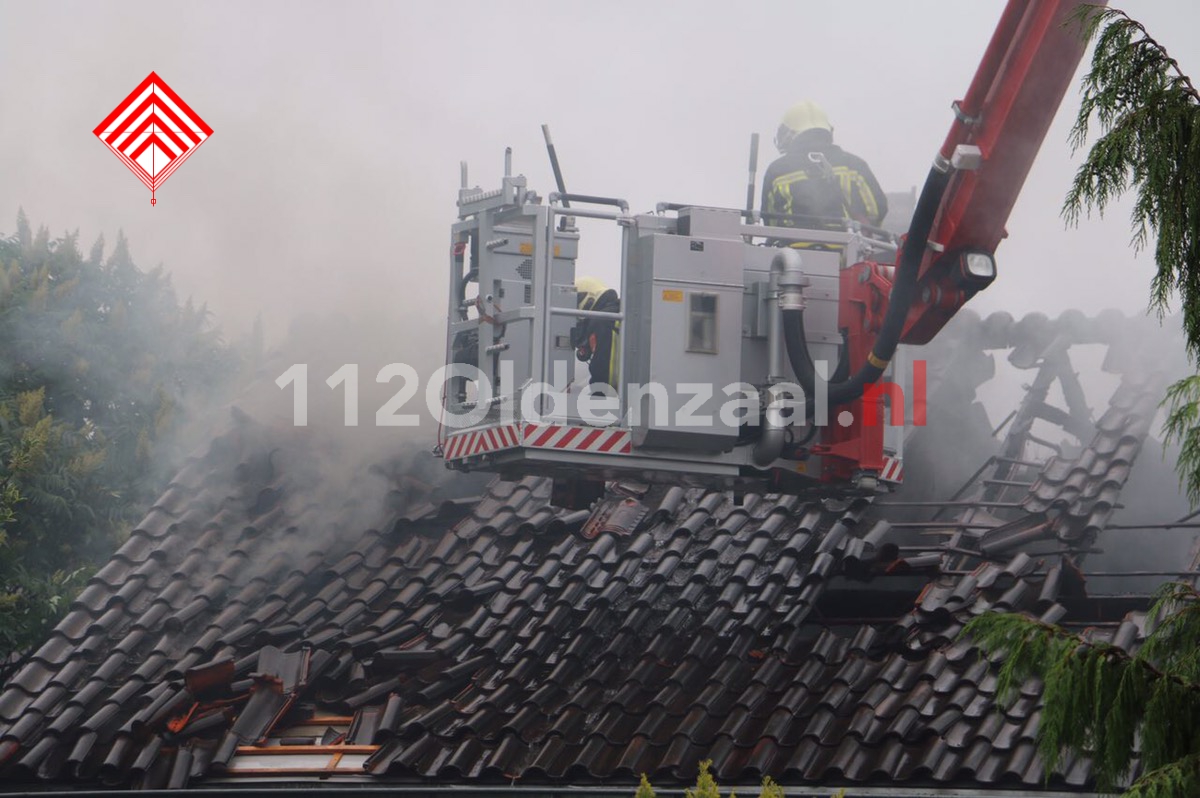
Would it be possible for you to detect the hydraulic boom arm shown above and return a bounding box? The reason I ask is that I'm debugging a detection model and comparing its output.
[821,0,1102,484]
[902,0,1104,343]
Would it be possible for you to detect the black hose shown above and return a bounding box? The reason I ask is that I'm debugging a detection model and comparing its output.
[783,306,817,388]
[832,329,851,382]
[780,317,850,396]
[782,162,952,407]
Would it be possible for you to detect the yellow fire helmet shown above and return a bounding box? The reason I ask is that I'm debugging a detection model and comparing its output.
[775,101,832,153]
[575,276,608,311]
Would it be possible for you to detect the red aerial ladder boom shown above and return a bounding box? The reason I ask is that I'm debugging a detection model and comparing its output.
[821,0,1103,484]
[906,0,1105,344]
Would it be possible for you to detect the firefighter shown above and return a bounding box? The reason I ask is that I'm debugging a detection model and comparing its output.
[761,101,888,239]
[572,276,620,391]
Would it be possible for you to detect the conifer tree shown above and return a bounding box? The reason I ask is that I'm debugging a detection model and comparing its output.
[965,583,1200,796]
[968,11,1200,796]
[0,216,241,671]
[1059,6,1200,500]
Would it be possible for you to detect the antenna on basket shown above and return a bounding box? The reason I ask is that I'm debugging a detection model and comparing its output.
[541,124,570,206]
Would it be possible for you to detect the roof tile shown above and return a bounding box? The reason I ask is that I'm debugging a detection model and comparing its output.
[0,313,1180,791]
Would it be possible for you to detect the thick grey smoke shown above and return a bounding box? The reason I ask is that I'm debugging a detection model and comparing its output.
[2,1,1200,577]
[3,0,1199,343]
[901,308,1197,594]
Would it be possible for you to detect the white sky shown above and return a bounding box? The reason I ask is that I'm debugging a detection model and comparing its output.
[2,0,1198,344]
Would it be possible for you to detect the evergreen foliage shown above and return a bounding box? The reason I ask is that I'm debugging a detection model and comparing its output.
[964,583,1200,797]
[685,760,732,798]
[966,9,1200,797]
[1162,374,1200,503]
[635,766,845,798]
[0,213,242,670]
[1060,6,1200,501]
[757,777,785,798]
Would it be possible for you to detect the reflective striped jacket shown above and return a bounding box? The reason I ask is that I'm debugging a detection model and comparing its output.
[761,143,888,229]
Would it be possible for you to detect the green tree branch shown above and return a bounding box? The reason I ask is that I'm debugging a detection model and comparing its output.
[0,216,244,668]
[964,582,1200,796]
[1062,6,1200,504]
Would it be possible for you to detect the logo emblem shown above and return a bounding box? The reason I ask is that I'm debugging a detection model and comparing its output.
[94,72,212,206]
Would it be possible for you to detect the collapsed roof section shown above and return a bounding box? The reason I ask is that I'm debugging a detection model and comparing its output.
[0,310,1189,792]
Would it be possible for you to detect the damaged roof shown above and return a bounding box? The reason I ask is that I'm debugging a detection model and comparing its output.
[0,310,1190,791]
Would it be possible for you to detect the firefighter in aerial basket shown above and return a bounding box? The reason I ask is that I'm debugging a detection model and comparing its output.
[572,277,620,393]
[761,100,888,245]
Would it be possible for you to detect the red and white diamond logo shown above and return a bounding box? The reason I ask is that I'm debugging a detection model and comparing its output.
[93,72,213,206]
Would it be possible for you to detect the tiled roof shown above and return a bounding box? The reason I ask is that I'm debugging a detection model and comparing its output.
[0,311,1185,791]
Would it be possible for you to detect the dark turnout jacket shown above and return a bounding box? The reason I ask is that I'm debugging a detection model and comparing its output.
[574,289,620,389]
[761,130,888,229]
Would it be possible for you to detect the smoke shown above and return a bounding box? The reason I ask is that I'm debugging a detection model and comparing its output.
[2,1,1200,577]
[899,308,1197,592]
[4,0,1199,343]
[237,311,445,442]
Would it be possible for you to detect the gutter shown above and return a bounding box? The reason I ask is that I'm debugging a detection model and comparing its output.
[0,784,1107,798]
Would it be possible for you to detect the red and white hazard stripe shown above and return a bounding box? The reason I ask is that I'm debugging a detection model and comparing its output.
[444,422,633,461]
[879,456,904,483]
[442,424,522,460]
[522,423,632,454]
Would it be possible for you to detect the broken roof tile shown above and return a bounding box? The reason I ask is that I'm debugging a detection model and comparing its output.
[0,318,1178,791]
